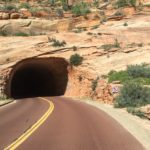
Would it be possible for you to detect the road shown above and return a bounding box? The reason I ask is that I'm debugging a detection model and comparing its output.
[0,97,145,150]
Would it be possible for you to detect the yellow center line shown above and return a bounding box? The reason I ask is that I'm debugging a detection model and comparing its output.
[4,97,54,150]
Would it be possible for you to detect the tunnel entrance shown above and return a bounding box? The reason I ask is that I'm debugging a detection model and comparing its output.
[5,57,68,99]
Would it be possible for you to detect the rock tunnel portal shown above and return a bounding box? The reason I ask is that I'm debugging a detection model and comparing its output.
[5,57,68,99]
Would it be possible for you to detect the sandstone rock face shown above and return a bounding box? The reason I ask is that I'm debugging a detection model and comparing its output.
[10,13,20,19]
[0,19,74,35]
[92,80,114,104]
[65,68,114,104]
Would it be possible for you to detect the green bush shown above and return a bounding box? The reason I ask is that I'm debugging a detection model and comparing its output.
[48,37,66,47]
[19,2,31,9]
[48,0,56,6]
[127,64,150,78]
[72,2,91,17]
[127,107,146,118]
[116,0,137,8]
[69,54,83,66]
[61,0,69,11]
[108,70,130,83]
[115,82,150,108]
[52,40,66,47]
[5,4,18,11]
[116,0,128,8]
[129,0,137,7]
[108,64,150,85]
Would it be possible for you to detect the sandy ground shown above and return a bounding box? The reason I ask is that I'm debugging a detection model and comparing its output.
[81,99,150,150]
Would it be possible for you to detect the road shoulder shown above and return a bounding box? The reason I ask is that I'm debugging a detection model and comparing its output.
[0,100,14,107]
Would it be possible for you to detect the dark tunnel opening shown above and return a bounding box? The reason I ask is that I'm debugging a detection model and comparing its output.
[6,58,68,99]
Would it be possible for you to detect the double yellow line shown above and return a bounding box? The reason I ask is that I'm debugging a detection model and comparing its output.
[5,97,54,150]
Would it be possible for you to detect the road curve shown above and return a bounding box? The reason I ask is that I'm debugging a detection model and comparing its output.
[0,97,49,149]
[0,97,144,150]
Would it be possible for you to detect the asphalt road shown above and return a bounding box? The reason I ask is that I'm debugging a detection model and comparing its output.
[0,97,145,150]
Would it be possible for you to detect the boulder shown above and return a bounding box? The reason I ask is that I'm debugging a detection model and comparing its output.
[10,13,20,19]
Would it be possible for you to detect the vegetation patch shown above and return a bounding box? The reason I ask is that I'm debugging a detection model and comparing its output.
[14,32,29,36]
[69,54,83,66]
[115,0,137,8]
[115,82,150,108]
[72,2,91,17]
[108,64,150,85]
[100,39,120,51]
[127,107,146,119]
[19,2,31,9]
[48,37,66,47]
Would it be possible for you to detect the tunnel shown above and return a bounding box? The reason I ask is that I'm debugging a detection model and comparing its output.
[5,57,68,99]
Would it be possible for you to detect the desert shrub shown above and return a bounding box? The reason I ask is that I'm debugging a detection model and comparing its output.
[137,43,143,47]
[61,0,69,11]
[53,40,66,47]
[19,2,31,9]
[48,37,66,47]
[93,0,100,8]
[0,30,9,36]
[129,0,137,7]
[87,32,93,35]
[14,32,29,36]
[116,0,128,8]
[127,64,150,78]
[100,39,120,51]
[48,0,56,6]
[115,82,150,108]
[116,0,137,8]
[91,25,99,30]
[5,4,17,11]
[73,27,86,33]
[72,2,91,17]
[127,107,146,118]
[123,22,128,26]
[108,70,150,85]
[69,54,83,66]
[91,77,99,91]
[56,8,64,18]
[72,46,77,51]
[108,70,129,83]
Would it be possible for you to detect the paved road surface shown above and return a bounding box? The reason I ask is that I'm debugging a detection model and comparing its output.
[0,97,145,150]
